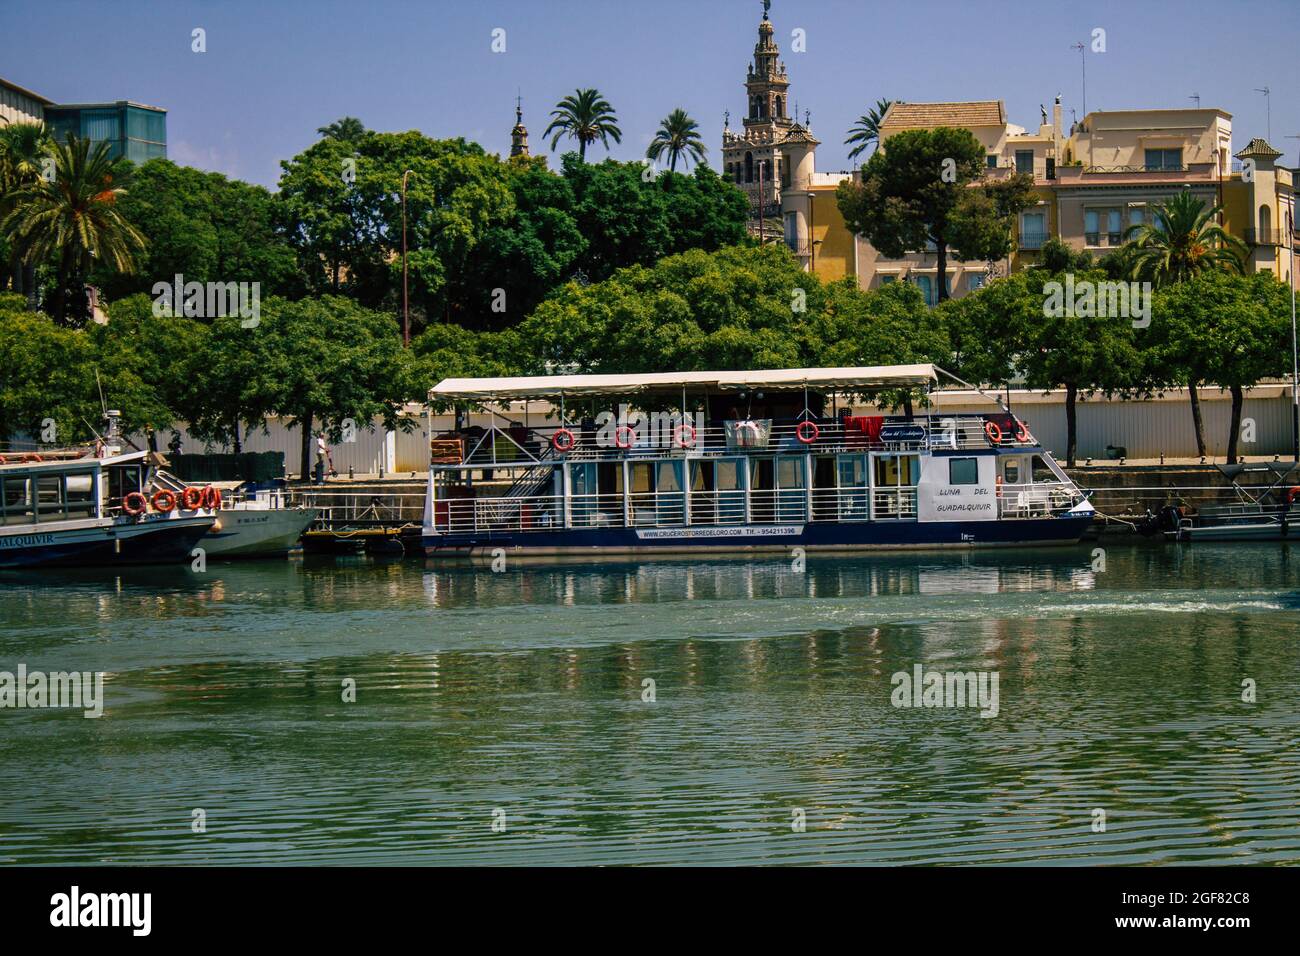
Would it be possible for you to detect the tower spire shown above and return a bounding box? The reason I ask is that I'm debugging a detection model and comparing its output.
[510,94,529,158]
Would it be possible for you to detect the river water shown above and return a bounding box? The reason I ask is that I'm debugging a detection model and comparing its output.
[2,543,1298,865]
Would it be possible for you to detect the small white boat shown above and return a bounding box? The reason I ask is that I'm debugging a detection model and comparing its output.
[192,484,316,558]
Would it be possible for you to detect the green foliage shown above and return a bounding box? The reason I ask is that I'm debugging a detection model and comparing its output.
[544,89,622,162]
[1,135,146,324]
[646,109,707,172]
[845,99,893,162]
[1121,191,1247,285]
[93,159,300,302]
[836,127,1035,303]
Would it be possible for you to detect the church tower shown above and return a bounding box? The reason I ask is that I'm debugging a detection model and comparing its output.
[722,1,812,240]
[510,99,529,158]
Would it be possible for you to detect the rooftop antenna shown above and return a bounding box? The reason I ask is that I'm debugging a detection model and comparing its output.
[1071,41,1087,117]
[1255,86,1271,141]
[1189,93,1200,108]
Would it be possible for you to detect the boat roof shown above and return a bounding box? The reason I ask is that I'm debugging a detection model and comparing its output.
[0,449,147,473]
[430,364,937,402]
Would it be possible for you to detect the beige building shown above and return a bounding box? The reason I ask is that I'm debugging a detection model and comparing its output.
[0,76,49,127]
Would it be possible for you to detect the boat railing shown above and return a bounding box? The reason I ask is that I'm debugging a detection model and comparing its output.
[434,414,1037,469]
[429,480,1085,535]
[997,482,1081,518]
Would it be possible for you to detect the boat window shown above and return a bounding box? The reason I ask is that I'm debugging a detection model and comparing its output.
[837,455,868,488]
[948,457,979,485]
[874,454,920,487]
[1,476,35,526]
[36,475,64,521]
[776,457,805,489]
[1002,459,1021,484]
[65,472,96,519]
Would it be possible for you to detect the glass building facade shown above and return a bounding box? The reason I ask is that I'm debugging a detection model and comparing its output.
[44,102,167,164]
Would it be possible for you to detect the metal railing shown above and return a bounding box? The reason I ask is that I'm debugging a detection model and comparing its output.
[432,415,1039,468]
[1019,231,1050,250]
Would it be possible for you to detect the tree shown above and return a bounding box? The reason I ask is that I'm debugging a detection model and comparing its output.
[646,109,707,172]
[1121,189,1249,456]
[317,117,368,143]
[845,99,892,162]
[562,156,749,284]
[92,159,299,302]
[0,121,52,304]
[544,89,622,162]
[0,135,146,324]
[836,127,1034,304]
[1150,272,1289,463]
[246,297,413,478]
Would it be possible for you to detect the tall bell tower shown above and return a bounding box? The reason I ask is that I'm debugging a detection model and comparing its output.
[722,1,813,241]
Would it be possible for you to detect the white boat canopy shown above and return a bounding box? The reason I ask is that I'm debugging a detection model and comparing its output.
[430,364,937,402]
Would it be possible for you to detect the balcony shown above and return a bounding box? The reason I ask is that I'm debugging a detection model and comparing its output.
[1019,230,1050,250]
[1244,229,1293,247]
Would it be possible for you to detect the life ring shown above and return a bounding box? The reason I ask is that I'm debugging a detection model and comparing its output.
[201,486,223,511]
[984,421,1004,444]
[734,420,762,447]
[995,475,1004,498]
[674,422,697,449]
[1287,486,1300,505]
[180,486,204,510]
[123,491,147,516]
[614,425,636,450]
[552,428,576,453]
[1014,421,1030,443]
[795,420,820,444]
[151,489,178,513]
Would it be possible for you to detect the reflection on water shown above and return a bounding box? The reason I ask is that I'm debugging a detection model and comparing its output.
[1,543,1298,865]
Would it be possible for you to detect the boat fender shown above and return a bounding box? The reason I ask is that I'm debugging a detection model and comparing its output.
[123,491,148,516]
[151,489,178,513]
[181,486,204,510]
[674,423,697,449]
[552,428,576,453]
[796,420,820,444]
[984,421,1003,444]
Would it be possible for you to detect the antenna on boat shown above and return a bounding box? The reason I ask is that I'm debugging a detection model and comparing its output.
[95,368,108,417]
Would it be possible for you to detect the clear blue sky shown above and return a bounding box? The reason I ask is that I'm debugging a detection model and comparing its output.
[3,0,1297,188]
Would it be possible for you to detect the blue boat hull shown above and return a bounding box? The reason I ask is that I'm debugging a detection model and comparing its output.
[423,514,1094,555]
[0,518,213,569]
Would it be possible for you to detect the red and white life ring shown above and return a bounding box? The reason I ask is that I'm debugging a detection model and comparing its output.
[201,486,222,511]
[674,422,697,448]
[552,428,576,453]
[614,425,636,450]
[984,421,1004,444]
[181,486,204,511]
[151,489,178,513]
[795,420,820,444]
[123,491,147,516]
[1014,420,1030,443]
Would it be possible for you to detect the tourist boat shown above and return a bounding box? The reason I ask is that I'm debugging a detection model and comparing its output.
[0,447,215,568]
[420,365,1095,556]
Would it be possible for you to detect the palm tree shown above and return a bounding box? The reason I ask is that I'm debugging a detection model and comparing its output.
[1121,189,1248,457]
[1123,189,1246,284]
[845,99,893,162]
[544,89,621,162]
[1,135,146,324]
[316,117,368,143]
[0,121,52,303]
[646,108,707,172]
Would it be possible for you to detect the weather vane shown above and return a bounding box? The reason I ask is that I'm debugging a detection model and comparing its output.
[763,0,771,17]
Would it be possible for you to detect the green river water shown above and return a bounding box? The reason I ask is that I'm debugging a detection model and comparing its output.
[1,542,1298,865]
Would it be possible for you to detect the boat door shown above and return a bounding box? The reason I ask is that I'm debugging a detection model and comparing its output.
[871,452,920,520]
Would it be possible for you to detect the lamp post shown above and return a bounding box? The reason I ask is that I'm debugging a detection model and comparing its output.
[401,169,414,347]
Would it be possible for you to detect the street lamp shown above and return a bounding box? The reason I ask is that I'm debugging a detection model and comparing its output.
[401,168,415,347]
